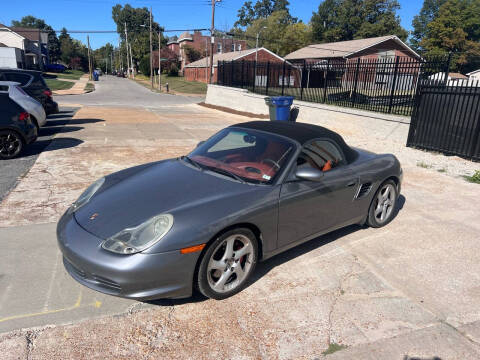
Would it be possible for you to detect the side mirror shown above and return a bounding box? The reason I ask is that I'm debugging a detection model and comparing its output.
[295,167,324,182]
[196,140,206,148]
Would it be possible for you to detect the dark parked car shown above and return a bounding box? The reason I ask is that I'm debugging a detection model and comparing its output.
[45,64,66,73]
[58,121,402,300]
[0,68,59,115]
[0,88,37,159]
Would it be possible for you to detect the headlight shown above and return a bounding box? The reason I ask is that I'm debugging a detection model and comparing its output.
[68,177,105,213]
[102,214,174,255]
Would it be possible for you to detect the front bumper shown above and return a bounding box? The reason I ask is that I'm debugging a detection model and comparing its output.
[45,100,59,115]
[57,211,199,300]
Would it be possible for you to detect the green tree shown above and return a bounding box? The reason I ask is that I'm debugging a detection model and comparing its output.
[58,28,88,70]
[421,0,480,70]
[183,45,202,63]
[411,0,447,52]
[11,15,61,62]
[235,0,296,27]
[93,43,115,72]
[310,0,407,42]
[245,11,311,56]
[112,4,166,70]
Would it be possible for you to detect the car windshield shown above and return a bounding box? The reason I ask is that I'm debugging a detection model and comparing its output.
[188,128,295,184]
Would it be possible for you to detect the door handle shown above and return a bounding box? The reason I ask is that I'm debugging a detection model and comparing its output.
[346,181,356,187]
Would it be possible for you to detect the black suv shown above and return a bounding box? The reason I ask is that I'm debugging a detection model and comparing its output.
[0,68,59,115]
[0,91,37,159]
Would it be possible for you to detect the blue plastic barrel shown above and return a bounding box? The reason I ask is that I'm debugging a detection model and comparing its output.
[270,96,294,121]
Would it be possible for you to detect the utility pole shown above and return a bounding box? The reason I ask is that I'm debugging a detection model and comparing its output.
[111,52,113,74]
[205,38,208,82]
[129,42,135,79]
[87,35,93,80]
[124,22,130,78]
[158,31,162,90]
[150,7,153,89]
[209,0,219,84]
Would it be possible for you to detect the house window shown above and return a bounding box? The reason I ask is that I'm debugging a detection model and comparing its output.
[217,43,222,53]
[377,50,395,62]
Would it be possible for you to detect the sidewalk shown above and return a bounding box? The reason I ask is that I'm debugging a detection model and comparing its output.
[53,74,90,95]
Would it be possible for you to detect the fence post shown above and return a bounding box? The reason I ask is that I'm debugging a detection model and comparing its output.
[231,61,234,87]
[282,60,286,96]
[266,61,270,96]
[351,58,361,106]
[300,59,305,100]
[252,60,257,93]
[323,59,330,103]
[241,60,245,89]
[388,56,400,114]
[444,52,452,85]
[222,61,225,85]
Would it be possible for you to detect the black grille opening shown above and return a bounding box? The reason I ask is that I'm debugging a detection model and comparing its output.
[356,183,372,198]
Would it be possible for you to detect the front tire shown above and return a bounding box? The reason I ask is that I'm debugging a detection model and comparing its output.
[197,228,258,300]
[0,130,24,160]
[367,180,398,228]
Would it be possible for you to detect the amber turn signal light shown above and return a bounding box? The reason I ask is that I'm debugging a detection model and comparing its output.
[180,244,206,254]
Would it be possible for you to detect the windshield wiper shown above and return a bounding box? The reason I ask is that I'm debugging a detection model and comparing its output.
[181,156,203,171]
[204,166,247,184]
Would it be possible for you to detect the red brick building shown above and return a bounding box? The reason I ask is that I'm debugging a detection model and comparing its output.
[167,31,248,72]
[184,47,284,84]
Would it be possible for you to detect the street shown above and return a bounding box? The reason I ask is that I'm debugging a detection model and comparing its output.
[56,74,204,109]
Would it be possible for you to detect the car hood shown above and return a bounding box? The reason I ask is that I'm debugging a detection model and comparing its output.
[74,159,257,240]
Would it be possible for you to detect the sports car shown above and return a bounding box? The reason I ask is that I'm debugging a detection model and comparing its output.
[57,121,402,300]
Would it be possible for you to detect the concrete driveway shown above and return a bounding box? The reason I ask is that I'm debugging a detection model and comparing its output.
[1,77,480,359]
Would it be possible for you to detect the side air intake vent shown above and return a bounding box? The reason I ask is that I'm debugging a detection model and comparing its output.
[356,183,372,199]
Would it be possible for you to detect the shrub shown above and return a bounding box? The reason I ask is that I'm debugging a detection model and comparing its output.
[168,63,179,76]
[139,55,151,76]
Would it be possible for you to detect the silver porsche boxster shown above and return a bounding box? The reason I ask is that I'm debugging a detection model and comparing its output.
[57,121,402,300]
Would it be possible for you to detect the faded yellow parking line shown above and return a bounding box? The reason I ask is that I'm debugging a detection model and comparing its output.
[0,290,102,324]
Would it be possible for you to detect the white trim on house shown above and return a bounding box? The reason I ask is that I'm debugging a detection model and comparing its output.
[467,69,480,76]
[343,35,421,59]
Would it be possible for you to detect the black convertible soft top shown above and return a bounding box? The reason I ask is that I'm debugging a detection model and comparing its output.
[232,121,358,163]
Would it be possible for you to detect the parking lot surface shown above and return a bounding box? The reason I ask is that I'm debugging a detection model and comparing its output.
[1,76,480,359]
[0,108,78,202]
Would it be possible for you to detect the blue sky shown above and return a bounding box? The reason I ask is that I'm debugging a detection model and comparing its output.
[0,0,422,50]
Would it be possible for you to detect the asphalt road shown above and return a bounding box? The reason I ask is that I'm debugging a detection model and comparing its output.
[56,75,204,109]
[0,107,79,202]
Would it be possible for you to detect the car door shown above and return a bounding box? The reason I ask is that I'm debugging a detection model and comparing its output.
[277,139,359,249]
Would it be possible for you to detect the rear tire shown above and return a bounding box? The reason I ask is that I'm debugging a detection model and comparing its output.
[197,228,258,300]
[0,130,24,160]
[367,180,397,228]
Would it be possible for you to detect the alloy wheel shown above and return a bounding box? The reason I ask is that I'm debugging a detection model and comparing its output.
[374,183,395,223]
[206,234,254,294]
[0,132,22,159]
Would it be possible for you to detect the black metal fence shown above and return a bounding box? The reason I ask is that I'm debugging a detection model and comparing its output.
[217,56,451,116]
[407,80,480,161]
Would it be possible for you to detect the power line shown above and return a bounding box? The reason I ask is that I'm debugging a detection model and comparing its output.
[54,28,209,33]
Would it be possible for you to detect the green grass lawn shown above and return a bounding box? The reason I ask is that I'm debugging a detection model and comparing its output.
[44,70,85,81]
[84,82,95,92]
[45,78,74,91]
[136,74,207,95]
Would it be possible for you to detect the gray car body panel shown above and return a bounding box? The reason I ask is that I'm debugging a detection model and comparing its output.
[57,127,402,300]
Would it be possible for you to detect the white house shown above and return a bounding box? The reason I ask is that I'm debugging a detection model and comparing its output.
[0,46,24,68]
[467,69,480,81]
[0,24,48,69]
